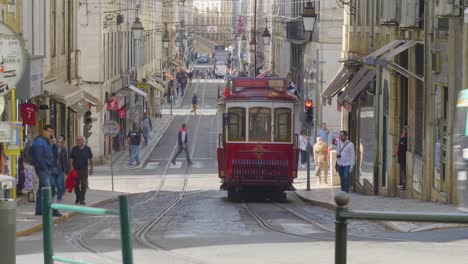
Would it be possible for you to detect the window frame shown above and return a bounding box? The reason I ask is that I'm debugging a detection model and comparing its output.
[274,108,292,142]
[227,107,246,142]
[248,107,272,142]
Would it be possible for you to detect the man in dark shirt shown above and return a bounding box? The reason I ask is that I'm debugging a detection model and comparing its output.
[70,136,94,205]
[127,123,144,166]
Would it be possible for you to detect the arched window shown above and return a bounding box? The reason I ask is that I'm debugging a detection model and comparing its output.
[249,107,271,142]
[274,108,291,142]
[227,107,246,141]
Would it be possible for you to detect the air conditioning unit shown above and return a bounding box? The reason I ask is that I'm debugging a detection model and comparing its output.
[381,0,399,25]
[434,0,461,17]
[400,0,420,28]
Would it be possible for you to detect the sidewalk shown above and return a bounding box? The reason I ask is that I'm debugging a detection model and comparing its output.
[15,115,175,237]
[94,114,175,173]
[16,189,121,237]
[293,171,468,232]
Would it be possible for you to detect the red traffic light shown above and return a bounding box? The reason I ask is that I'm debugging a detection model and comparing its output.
[305,99,313,109]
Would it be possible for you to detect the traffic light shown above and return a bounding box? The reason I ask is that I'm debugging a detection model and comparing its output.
[83,110,93,139]
[305,99,313,125]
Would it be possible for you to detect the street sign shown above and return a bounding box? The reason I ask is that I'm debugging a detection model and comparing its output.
[207,26,217,33]
[103,121,120,136]
[0,22,26,96]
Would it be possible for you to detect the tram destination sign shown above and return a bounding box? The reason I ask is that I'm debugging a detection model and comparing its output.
[0,22,26,96]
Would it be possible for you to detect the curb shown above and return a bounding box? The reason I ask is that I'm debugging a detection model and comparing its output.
[94,115,175,173]
[16,195,121,237]
[293,190,465,233]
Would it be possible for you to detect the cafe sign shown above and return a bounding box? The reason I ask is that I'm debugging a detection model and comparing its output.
[0,22,26,96]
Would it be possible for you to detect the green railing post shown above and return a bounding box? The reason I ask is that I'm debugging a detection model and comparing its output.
[335,191,350,264]
[119,195,133,264]
[42,187,54,264]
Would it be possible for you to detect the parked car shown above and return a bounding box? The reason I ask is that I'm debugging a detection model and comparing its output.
[214,61,227,79]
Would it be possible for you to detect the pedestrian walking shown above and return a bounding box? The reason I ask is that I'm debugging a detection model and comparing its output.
[127,123,144,166]
[298,130,308,168]
[30,125,59,216]
[170,123,193,165]
[335,130,355,192]
[318,122,330,144]
[141,112,153,146]
[397,126,408,190]
[313,137,329,184]
[70,136,94,205]
[54,136,69,199]
[191,93,198,115]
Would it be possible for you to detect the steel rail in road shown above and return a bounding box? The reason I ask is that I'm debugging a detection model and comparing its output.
[133,81,209,264]
[67,80,207,263]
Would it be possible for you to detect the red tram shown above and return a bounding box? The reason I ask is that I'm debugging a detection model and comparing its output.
[217,78,301,201]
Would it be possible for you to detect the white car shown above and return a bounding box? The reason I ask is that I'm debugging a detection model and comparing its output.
[214,61,227,79]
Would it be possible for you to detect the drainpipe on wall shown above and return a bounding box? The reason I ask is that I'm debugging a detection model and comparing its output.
[67,0,72,83]
[422,0,435,201]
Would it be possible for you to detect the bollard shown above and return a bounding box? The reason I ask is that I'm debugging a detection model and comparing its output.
[0,175,17,264]
[119,195,133,264]
[335,191,350,264]
[42,188,54,264]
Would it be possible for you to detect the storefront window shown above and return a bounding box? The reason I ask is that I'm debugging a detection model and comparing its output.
[274,108,291,142]
[249,107,271,142]
[227,107,246,141]
[358,92,375,186]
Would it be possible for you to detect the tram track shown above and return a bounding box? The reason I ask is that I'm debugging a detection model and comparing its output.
[244,195,468,247]
[67,80,209,263]
[133,81,209,263]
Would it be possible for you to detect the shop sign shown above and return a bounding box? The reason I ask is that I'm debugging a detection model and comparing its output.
[137,82,149,92]
[0,121,12,142]
[107,95,125,110]
[118,107,126,119]
[103,121,120,136]
[0,21,26,96]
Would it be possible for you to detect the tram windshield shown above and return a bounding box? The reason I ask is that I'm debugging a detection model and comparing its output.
[249,107,271,142]
[454,89,468,212]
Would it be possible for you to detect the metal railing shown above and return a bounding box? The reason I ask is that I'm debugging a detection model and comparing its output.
[41,187,133,264]
[334,191,468,264]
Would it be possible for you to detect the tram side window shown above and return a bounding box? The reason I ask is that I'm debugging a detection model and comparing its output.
[249,107,271,142]
[274,108,291,142]
[227,107,246,141]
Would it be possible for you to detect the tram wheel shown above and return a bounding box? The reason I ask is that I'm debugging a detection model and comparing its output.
[228,190,242,202]
[271,192,287,202]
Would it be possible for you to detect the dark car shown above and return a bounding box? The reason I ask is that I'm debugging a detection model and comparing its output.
[198,54,208,64]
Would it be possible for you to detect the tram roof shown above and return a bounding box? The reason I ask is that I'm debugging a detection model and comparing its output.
[219,78,299,103]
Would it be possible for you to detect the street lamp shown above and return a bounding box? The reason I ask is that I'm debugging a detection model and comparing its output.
[250,39,256,52]
[302,1,318,32]
[175,35,181,43]
[162,33,170,49]
[131,17,144,40]
[262,19,271,46]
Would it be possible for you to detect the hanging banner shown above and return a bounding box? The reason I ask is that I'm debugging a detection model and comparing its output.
[20,102,38,126]
[107,95,125,110]
[118,107,126,119]
[0,21,26,96]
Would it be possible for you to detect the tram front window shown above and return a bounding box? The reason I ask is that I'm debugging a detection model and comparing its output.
[227,107,246,141]
[454,89,468,212]
[274,108,291,142]
[249,107,271,142]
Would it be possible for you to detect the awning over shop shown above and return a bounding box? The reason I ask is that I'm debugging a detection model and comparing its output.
[44,81,83,106]
[147,79,165,94]
[321,66,354,103]
[338,69,376,104]
[363,40,405,65]
[128,84,148,97]
[45,81,100,109]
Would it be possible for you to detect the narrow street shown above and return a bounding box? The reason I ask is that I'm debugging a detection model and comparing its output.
[16,77,468,264]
